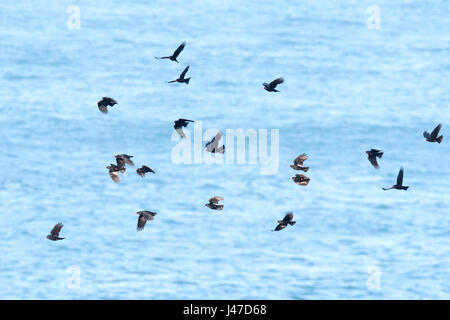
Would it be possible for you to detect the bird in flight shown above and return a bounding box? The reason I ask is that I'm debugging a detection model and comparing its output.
[205,196,224,210]
[115,154,134,166]
[423,123,443,143]
[263,77,284,92]
[136,211,157,231]
[174,118,195,139]
[290,153,309,172]
[106,159,126,183]
[47,223,65,241]
[137,165,155,177]
[168,65,191,84]
[97,97,117,114]
[382,167,409,191]
[205,132,225,154]
[274,212,296,231]
[155,41,186,63]
[115,156,126,170]
[292,174,310,186]
[365,149,383,169]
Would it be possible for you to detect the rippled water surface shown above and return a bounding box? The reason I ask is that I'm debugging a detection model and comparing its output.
[0,0,449,299]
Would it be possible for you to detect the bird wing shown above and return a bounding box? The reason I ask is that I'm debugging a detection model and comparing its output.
[109,171,120,183]
[116,157,126,168]
[180,65,190,79]
[175,127,185,139]
[294,154,308,165]
[368,155,379,169]
[137,214,148,231]
[274,223,287,231]
[138,211,156,221]
[293,174,310,185]
[215,145,225,154]
[123,156,134,166]
[430,123,442,139]
[172,41,186,58]
[209,196,224,204]
[142,165,155,173]
[269,77,284,88]
[98,103,108,114]
[283,212,294,224]
[50,223,63,237]
[396,168,404,186]
[103,97,117,106]
[182,119,194,126]
[205,132,222,152]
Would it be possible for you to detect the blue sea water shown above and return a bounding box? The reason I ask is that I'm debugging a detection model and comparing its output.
[0,0,449,299]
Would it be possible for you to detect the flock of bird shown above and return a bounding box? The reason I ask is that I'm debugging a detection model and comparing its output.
[46,42,444,241]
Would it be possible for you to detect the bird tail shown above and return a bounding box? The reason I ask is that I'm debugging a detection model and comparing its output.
[57,237,65,240]
[216,146,225,154]
[377,152,383,158]
[402,186,409,190]
[289,221,296,226]
[437,136,443,144]
[185,78,190,84]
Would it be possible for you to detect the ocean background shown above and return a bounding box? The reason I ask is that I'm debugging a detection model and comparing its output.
[0,0,449,299]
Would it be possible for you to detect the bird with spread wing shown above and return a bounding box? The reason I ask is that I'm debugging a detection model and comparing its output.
[205,196,224,210]
[155,41,186,63]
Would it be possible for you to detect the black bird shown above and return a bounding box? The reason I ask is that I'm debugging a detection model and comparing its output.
[205,196,224,210]
[97,97,117,114]
[263,77,284,92]
[365,149,383,169]
[174,118,195,139]
[115,157,126,170]
[47,223,65,241]
[168,65,190,84]
[292,174,310,186]
[382,167,409,191]
[115,154,134,166]
[106,163,125,183]
[137,165,155,177]
[423,123,443,143]
[274,212,296,231]
[136,211,157,231]
[290,153,309,171]
[205,132,225,154]
[155,41,186,63]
